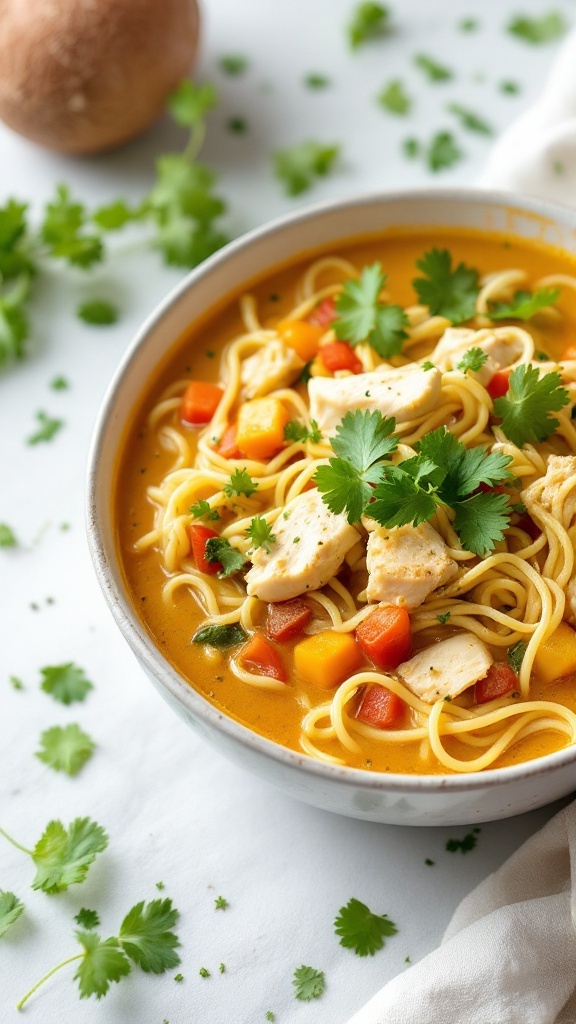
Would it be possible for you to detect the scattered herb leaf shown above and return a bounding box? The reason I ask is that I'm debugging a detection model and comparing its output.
[189,499,220,521]
[508,12,566,44]
[427,131,463,172]
[293,965,326,1001]
[377,80,411,115]
[75,908,100,930]
[414,54,453,81]
[219,55,249,75]
[457,347,489,373]
[193,623,247,648]
[246,517,276,553]
[284,419,322,444]
[77,300,119,326]
[36,724,95,776]
[334,898,398,956]
[27,411,64,445]
[488,287,560,321]
[0,523,17,547]
[447,103,493,135]
[0,890,24,937]
[40,663,93,705]
[507,640,527,674]
[205,537,247,578]
[274,141,340,196]
[348,2,390,48]
[224,468,258,498]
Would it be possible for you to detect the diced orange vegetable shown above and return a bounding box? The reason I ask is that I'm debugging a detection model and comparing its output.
[293,630,363,689]
[533,622,576,685]
[217,423,243,460]
[561,345,576,361]
[356,606,411,670]
[267,598,312,642]
[308,297,336,329]
[356,685,405,728]
[181,381,223,425]
[187,524,221,575]
[239,633,286,681]
[236,397,289,460]
[487,370,510,400]
[278,319,324,361]
[320,341,363,374]
[475,663,517,704]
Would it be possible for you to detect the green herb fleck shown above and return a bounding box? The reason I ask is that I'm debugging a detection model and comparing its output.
[274,141,340,197]
[199,967,210,978]
[508,12,567,44]
[40,662,93,705]
[414,54,453,82]
[334,898,398,956]
[507,640,527,674]
[446,829,479,854]
[27,411,64,445]
[193,623,247,648]
[75,908,100,930]
[304,73,331,89]
[348,2,391,48]
[377,80,411,115]
[0,523,17,547]
[214,896,229,910]
[219,55,248,75]
[293,965,326,1001]
[51,375,69,390]
[447,103,493,136]
[77,299,118,326]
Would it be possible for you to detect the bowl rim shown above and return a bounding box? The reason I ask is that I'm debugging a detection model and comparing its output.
[87,184,576,795]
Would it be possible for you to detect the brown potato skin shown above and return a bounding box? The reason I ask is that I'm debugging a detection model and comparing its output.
[0,0,200,154]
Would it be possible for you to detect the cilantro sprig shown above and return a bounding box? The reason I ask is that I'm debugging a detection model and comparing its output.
[457,347,489,374]
[334,898,398,956]
[0,817,107,894]
[205,537,247,578]
[274,141,340,196]
[0,890,25,937]
[488,287,560,321]
[314,410,398,524]
[413,249,479,324]
[334,263,408,357]
[493,364,570,447]
[224,468,258,498]
[189,498,220,521]
[246,517,276,553]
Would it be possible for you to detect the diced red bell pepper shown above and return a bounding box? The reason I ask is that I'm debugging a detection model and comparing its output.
[187,524,221,575]
[475,662,517,704]
[217,423,243,460]
[516,512,540,541]
[267,598,312,642]
[320,341,363,374]
[356,685,405,729]
[355,605,411,670]
[308,297,336,329]
[181,381,224,425]
[239,633,287,681]
[487,370,511,400]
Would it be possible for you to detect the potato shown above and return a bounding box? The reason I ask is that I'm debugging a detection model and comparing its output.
[0,0,200,154]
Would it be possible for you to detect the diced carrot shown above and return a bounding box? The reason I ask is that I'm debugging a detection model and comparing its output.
[267,598,312,642]
[236,397,289,459]
[239,633,286,681]
[187,524,221,575]
[181,381,223,425]
[308,297,337,329]
[487,370,510,400]
[217,423,243,460]
[356,685,405,728]
[561,345,576,361]
[355,606,411,670]
[533,622,576,684]
[516,512,540,541]
[475,663,516,705]
[293,630,364,689]
[278,319,324,362]
[320,341,363,374]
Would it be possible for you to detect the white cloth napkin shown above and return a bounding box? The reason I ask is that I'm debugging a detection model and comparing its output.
[346,30,576,1024]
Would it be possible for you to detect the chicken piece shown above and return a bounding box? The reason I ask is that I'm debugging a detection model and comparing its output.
[397,634,493,704]
[245,489,359,602]
[241,339,303,399]
[308,365,441,435]
[364,521,458,609]
[431,327,525,385]
[522,454,576,525]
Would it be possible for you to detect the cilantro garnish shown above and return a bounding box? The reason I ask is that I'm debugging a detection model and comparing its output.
[205,537,247,578]
[274,141,340,196]
[40,662,93,705]
[334,263,408,357]
[214,896,229,910]
[304,73,331,89]
[414,54,453,81]
[508,12,566,44]
[284,419,322,444]
[377,80,411,115]
[36,724,95,776]
[422,360,436,371]
[27,411,64,445]
[75,908,100,930]
[219,54,249,75]
[0,274,30,369]
[10,675,23,690]
[246,517,276,553]
[189,498,220,521]
[334,898,398,956]
[446,828,480,853]
[403,137,420,159]
[266,1013,276,1022]
[192,623,247,648]
[438,612,451,624]
[427,132,463,172]
[199,966,210,977]
[413,248,479,324]
[227,117,248,134]
[51,375,69,390]
[314,409,398,524]
[224,468,258,498]
[348,2,390,48]
[457,347,489,374]
[0,523,17,547]
[0,817,107,894]
[507,640,527,674]
[0,890,24,937]
[500,80,521,95]
[487,287,560,320]
[293,965,326,1001]
[41,185,103,268]
[77,300,119,326]
[459,17,478,31]
[493,364,570,447]
[447,103,493,136]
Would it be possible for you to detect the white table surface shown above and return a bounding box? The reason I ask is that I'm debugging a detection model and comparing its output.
[1,2,573,1022]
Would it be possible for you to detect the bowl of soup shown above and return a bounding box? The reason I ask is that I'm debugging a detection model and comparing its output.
[87,188,576,826]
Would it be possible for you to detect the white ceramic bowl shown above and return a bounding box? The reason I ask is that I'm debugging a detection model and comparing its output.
[87,187,576,827]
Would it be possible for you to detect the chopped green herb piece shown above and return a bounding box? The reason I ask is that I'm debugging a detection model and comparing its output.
[51,375,69,390]
[427,131,463,172]
[73,932,131,999]
[9,675,23,690]
[266,1013,276,1022]
[459,17,478,31]
[168,81,217,127]
[300,360,313,383]
[219,55,249,75]
[75,908,100,930]
[227,117,248,134]
[40,662,93,705]
[205,537,247,578]
[41,184,103,268]
[437,612,451,625]
[315,409,398,524]
[348,2,390,48]
[334,263,408,357]
[334,898,398,956]
[219,962,226,973]
[508,11,566,44]
[284,419,322,444]
[293,965,325,1001]
[377,80,411,115]
[199,966,210,978]
[214,896,229,910]
[414,54,453,82]
[554,160,565,175]
[447,103,493,136]
[304,73,331,89]
[92,200,136,231]
[77,299,119,326]
[0,890,24,937]
[500,80,521,95]
[424,858,435,866]
[457,347,489,373]
[224,468,258,498]
[488,287,560,320]
[189,499,220,521]
[511,502,527,514]
[193,623,247,648]
[413,248,479,324]
[246,517,276,553]
[0,523,17,547]
[403,137,420,159]
[27,411,64,445]
[535,350,550,361]
[156,882,165,891]
[36,724,95,776]
[274,141,340,196]
[493,364,570,447]
[507,640,527,674]
[422,360,436,371]
[446,830,479,853]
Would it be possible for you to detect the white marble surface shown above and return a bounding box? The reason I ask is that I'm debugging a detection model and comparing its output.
[0,2,573,1022]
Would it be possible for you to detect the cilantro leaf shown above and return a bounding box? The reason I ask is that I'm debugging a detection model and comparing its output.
[488,287,560,321]
[246,517,276,553]
[334,898,398,956]
[457,347,489,373]
[51,375,69,390]
[315,459,369,524]
[31,818,108,894]
[446,829,480,853]
[75,909,100,930]
[0,523,17,547]
[315,410,398,523]
[0,286,29,369]
[148,155,228,269]
[284,419,322,444]
[41,186,103,269]
[36,724,95,776]
[119,898,180,973]
[192,623,247,647]
[377,80,411,115]
[27,410,64,445]
[189,499,220,521]
[334,263,408,356]
[92,200,137,231]
[414,54,453,81]
[168,81,217,127]
[0,890,24,937]
[293,965,326,1001]
[427,132,463,172]
[224,468,258,498]
[508,12,566,44]
[274,141,340,196]
[77,300,119,326]
[219,55,249,75]
[452,492,511,557]
[415,428,511,499]
[205,537,247,578]
[507,640,527,674]
[40,662,93,704]
[447,103,493,136]
[493,364,570,446]
[74,932,131,999]
[370,466,438,527]
[413,248,479,324]
[348,2,390,47]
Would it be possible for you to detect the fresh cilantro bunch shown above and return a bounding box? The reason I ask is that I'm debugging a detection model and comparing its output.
[413,248,479,323]
[333,263,409,357]
[493,364,570,447]
[0,817,107,893]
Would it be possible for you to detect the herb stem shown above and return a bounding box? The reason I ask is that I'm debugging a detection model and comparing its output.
[17,954,84,1010]
[184,122,205,164]
[0,826,33,856]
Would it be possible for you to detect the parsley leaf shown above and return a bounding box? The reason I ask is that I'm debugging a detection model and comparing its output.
[488,287,560,320]
[74,932,131,999]
[508,12,566,44]
[75,909,100,930]
[456,347,489,374]
[36,724,95,776]
[414,54,453,81]
[447,103,493,136]
[27,411,64,445]
[205,537,247,578]
[284,419,322,444]
[119,898,180,973]
[293,965,326,1001]
[274,141,340,196]
[507,640,527,674]
[452,491,511,557]
[493,364,570,446]
[314,409,397,523]
[246,517,276,553]
[40,662,93,705]
[0,523,17,547]
[192,623,247,648]
[427,131,463,172]
[0,890,24,937]
[413,248,479,324]
[224,468,258,498]
[377,80,411,115]
[31,817,108,893]
[334,263,408,357]
[334,898,398,956]
[77,300,119,326]
[189,499,220,521]
[348,2,390,48]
